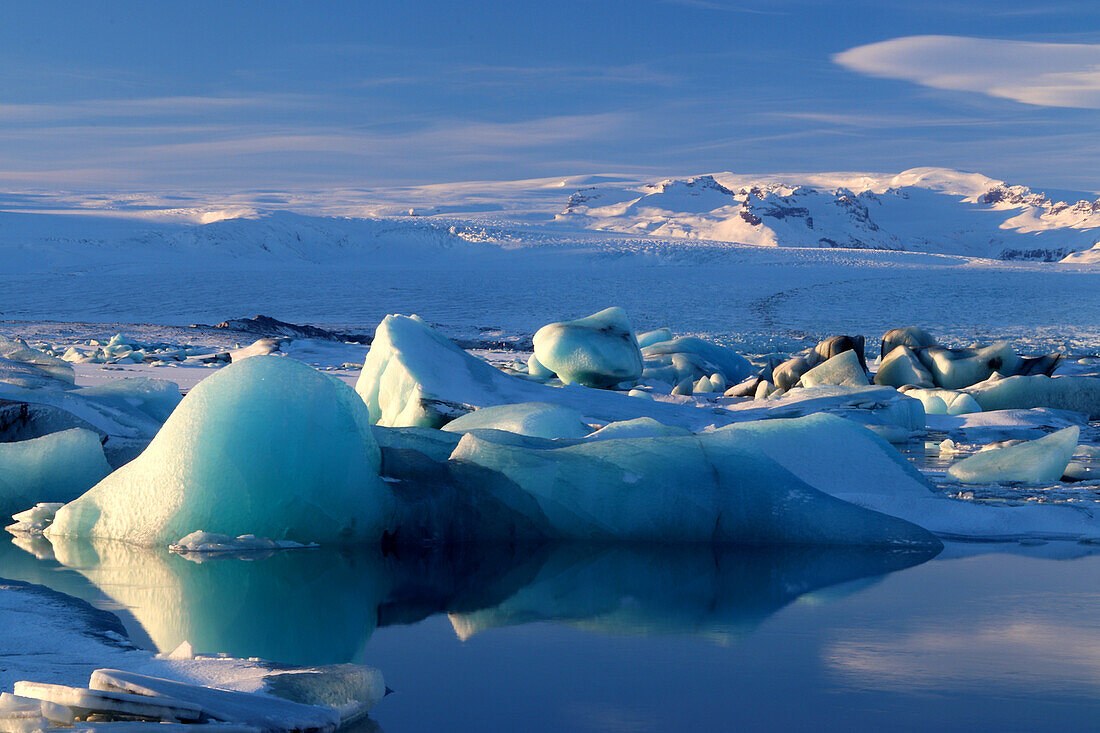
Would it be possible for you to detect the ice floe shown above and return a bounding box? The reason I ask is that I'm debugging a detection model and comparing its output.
[946,426,1079,484]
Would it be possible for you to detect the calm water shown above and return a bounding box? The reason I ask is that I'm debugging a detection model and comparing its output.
[3,535,1100,732]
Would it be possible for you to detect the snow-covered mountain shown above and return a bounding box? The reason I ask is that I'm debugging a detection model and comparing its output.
[556,167,1100,261]
[2,167,1098,272]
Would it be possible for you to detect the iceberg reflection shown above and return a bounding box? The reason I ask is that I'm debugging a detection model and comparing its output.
[14,536,936,666]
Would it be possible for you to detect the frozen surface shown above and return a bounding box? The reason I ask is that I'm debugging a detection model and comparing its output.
[0,429,110,514]
[48,357,392,546]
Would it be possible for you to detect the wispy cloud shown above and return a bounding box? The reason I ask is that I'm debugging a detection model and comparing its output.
[657,0,787,14]
[0,94,311,123]
[357,62,679,90]
[834,35,1100,109]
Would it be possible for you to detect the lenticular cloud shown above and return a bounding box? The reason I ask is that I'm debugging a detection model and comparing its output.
[834,35,1100,109]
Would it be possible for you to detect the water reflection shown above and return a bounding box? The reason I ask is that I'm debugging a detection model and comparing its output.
[1,535,936,666]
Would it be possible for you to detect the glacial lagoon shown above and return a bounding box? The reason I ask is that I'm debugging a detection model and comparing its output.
[5,535,1100,731]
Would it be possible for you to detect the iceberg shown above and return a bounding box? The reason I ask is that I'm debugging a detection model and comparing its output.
[901,387,982,415]
[47,356,393,547]
[919,343,1020,390]
[0,336,74,384]
[584,417,691,440]
[0,429,110,514]
[636,328,673,348]
[355,314,738,431]
[798,349,868,388]
[880,326,937,358]
[449,427,942,547]
[874,345,934,388]
[966,375,1100,419]
[640,336,753,388]
[725,385,925,443]
[531,307,643,388]
[946,426,1079,484]
[73,378,182,424]
[441,402,590,439]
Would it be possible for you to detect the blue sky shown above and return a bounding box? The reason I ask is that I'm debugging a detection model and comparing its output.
[2,0,1100,196]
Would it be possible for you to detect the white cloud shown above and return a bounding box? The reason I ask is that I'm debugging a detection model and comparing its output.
[834,35,1100,109]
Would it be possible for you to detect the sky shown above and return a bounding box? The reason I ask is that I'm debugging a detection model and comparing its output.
[2,0,1100,198]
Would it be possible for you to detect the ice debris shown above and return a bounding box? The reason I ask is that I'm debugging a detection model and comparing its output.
[946,426,1080,484]
[7,502,66,534]
[47,356,392,547]
[532,307,643,388]
[168,531,318,556]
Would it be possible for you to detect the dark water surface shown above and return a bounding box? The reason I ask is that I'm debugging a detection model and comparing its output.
[3,535,1100,732]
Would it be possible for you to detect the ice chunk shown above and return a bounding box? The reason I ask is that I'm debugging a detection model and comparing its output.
[0,335,74,384]
[901,387,982,415]
[641,336,753,386]
[526,354,555,380]
[966,375,1100,419]
[636,328,673,348]
[0,356,75,390]
[355,314,736,431]
[874,345,934,388]
[946,426,1079,484]
[880,326,937,359]
[728,385,924,443]
[798,350,868,388]
[8,502,66,534]
[13,681,204,722]
[47,356,393,547]
[926,407,1086,443]
[449,428,941,546]
[76,378,182,423]
[584,417,691,440]
[814,335,867,368]
[531,307,643,388]
[919,343,1020,390]
[89,668,348,731]
[441,402,590,439]
[0,429,110,515]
